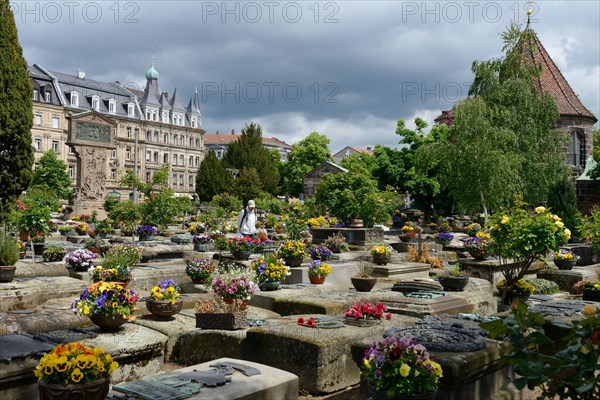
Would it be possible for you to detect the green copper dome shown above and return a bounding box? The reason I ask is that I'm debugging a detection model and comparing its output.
[146,65,159,80]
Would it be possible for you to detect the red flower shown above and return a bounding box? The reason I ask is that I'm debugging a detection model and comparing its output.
[306,319,315,327]
[385,313,392,320]
[297,317,304,325]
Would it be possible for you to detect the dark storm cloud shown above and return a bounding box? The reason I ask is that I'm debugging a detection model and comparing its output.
[12,0,600,151]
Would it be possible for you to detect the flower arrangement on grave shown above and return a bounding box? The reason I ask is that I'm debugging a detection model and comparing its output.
[573,279,600,293]
[275,240,306,259]
[72,282,138,319]
[465,222,482,237]
[185,259,216,283]
[463,232,491,260]
[307,216,330,228]
[17,241,26,253]
[401,223,416,234]
[323,232,348,252]
[297,317,316,327]
[251,253,290,283]
[344,302,391,321]
[58,225,73,235]
[434,232,454,245]
[150,279,181,304]
[192,235,213,244]
[187,222,206,235]
[362,334,443,397]
[307,260,332,278]
[65,249,97,270]
[34,342,118,386]
[101,244,142,269]
[227,236,260,253]
[210,267,260,309]
[73,222,88,235]
[307,244,333,260]
[496,278,535,296]
[136,224,159,237]
[370,245,392,256]
[89,265,132,283]
[554,250,579,261]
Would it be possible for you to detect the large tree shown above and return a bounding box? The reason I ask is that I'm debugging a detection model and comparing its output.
[281,132,332,196]
[0,0,34,223]
[223,122,279,194]
[195,150,232,202]
[30,150,73,199]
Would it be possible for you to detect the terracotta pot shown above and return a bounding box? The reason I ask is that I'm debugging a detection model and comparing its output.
[146,299,183,320]
[19,252,25,259]
[350,276,377,292]
[309,275,325,284]
[38,377,110,400]
[89,313,129,331]
[0,266,16,283]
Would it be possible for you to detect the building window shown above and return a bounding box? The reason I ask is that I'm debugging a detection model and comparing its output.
[195,156,199,167]
[126,146,131,160]
[153,152,159,163]
[111,169,116,180]
[179,174,184,186]
[196,139,200,148]
[146,171,151,182]
[33,90,39,101]
[45,91,51,102]
[146,111,150,119]
[34,138,42,151]
[180,136,184,146]
[52,140,59,153]
[128,104,134,117]
[189,137,194,147]
[125,127,131,138]
[191,118,196,128]
[152,111,157,121]
[68,146,75,154]
[163,112,168,123]
[568,130,584,167]
[69,164,74,179]
[163,153,168,164]
[189,155,193,166]
[216,150,223,159]
[173,134,177,145]
[172,173,177,186]
[34,113,42,126]
[163,134,168,144]
[92,96,99,111]
[189,175,194,187]
[179,155,184,166]
[52,116,59,129]
[146,130,151,141]
[146,151,151,162]
[108,100,116,113]
[172,154,177,165]
[111,149,117,159]
[71,92,79,107]
[153,131,159,142]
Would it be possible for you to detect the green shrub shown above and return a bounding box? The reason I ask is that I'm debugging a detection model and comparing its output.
[210,193,242,214]
[0,234,19,265]
[523,278,560,294]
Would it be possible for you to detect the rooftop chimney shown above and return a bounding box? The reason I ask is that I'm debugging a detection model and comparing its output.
[367,147,372,151]
[231,129,235,135]
[216,130,220,134]
[77,69,85,79]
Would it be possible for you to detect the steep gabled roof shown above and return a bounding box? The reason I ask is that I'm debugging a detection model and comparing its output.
[204,134,291,148]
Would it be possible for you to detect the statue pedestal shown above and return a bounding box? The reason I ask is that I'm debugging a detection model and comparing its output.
[71,200,107,219]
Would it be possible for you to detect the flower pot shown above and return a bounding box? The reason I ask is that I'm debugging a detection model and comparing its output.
[138,234,155,242]
[19,251,25,259]
[399,234,414,243]
[33,243,45,256]
[146,299,183,320]
[38,376,110,400]
[191,277,206,284]
[309,275,325,284]
[231,250,252,260]
[195,311,248,330]
[372,253,388,266]
[502,291,530,305]
[369,385,437,400]
[351,276,377,292]
[553,259,576,270]
[467,249,489,261]
[438,276,469,291]
[350,219,364,228]
[89,313,129,331]
[0,266,16,283]
[582,289,600,302]
[284,256,303,267]
[435,239,452,246]
[194,243,210,252]
[259,280,282,291]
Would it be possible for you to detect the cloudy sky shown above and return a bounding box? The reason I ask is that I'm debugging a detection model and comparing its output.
[12,0,600,152]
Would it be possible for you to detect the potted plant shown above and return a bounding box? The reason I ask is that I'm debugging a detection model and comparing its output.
[89,265,132,286]
[30,234,47,256]
[370,245,392,266]
[101,244,142,269]
[275,240,306,267]
[437,264,470,291]
[58,225,73,236]
[35,342,118,400]
[192,235,213,252]
[323,232,348,253]
[18,241,26,259]
[433,232,454,246]
[136,224,159,241]
[464,222,482,237]
[343,302,391,326]
[187,222,206,235]
[307,260,332,284]
[83,238,107,255]
[496,278,535,304]
[307,244,333,261]
[227,236,260,260]
[463,233,491,261]
[42,245,65,262]
[351,261,377,292]
[573,279,600,302]
[72,281,138,331]
[94,219,115,239]
[362,333,443,400]
[64,249,97,272]
[0,234,19,283]
[553,250,579,270]
[146,279,183,320]
[251,253,290,290]
[186,258,216,284]
[73,221,88,236]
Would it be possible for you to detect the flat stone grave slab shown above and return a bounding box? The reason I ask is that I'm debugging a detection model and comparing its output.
[107,357,299,400]
[0,298,91,334]
[460,258,544,286]
[378,278,497,317]
[13,259,70,279]
[0,276,89,313]
[176,306,281,365]
[310,227,384,246]
[537,266,600,292]
[245,313,419,394]
[372,261,431,278]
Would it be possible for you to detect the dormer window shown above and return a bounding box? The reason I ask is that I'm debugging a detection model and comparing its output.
[70,91,79,107]
[127,104,134,117]
[32,90,39,101]
[162,112,168,123]
[191,118,196,128]
[45,91,51,102]
[108,99,116,113]
[91,95,99,111]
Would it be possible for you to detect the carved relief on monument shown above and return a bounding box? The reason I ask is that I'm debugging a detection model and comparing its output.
[77,147,108,201]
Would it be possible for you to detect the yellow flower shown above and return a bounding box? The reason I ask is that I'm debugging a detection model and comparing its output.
[500,216,509,224]
[75,354,87,369]
[399,363,411,377]
[432,361,443,377]
[555,221,564,228]
[535,206,546,214]
[583,304,597,316]
[564,229,571,240]
[109,361,119,373]
[552,214,561,221]
[166,287,175,294]
[71,368,84,383]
